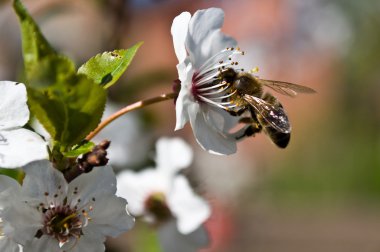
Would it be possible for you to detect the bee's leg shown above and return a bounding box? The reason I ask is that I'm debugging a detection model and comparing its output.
[235,116,262,140]
[235,124,262,140]
[226,107,246,116]
[245,123,262,137]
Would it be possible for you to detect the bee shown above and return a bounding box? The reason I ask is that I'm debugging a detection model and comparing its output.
[220,68,316,148]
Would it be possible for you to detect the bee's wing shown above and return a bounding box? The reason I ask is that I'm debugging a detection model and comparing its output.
[244,94,291,133]
[259,79,316,97]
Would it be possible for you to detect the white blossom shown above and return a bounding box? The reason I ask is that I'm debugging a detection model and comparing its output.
[0,160,134,252]
[0,81,47,168]
[117,137,210,252]
[171,8,246,155]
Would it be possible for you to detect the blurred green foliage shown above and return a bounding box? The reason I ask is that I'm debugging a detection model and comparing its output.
[260,0,380,204]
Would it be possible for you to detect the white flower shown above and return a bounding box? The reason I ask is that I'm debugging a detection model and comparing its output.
[116,137,210,251]
[171,8,245,155]
[0,81,48,168]
[0,160,134,252]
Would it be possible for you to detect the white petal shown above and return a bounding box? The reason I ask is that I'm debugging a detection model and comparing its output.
[21,160,67,206]
[68,166,116,208]
[116,169,170,216]
[27,233,105,252]
[171,12,191,63]
[0,175,21,209]
[0,81,29,131]
[25,236,61,252]
[0,129,48,168]
[174,85,191,130]
[158,219,209,252]
[69,236,105,252]
[29,117,52,146]
[204,106,239,132]
[0,237,22,252]
[85,196,134,238]
[177,60,193,84]
[167,175,211,234]
[156,137,193,175]
[2,200,42,245]
[186,8,236,69]
[188,104,237,155]
[175,62,194,131]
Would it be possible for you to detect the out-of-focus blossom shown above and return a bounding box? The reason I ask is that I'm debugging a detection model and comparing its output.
[93,102,146,168]
[0,81,47,168]
[0,160,134,252]
[171,8,246,155]
[117,137,210,252]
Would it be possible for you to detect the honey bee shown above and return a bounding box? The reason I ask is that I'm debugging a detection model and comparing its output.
[220,68,316,148]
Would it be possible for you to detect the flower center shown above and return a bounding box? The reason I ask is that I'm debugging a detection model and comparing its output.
[191,47,245,110]
[34,188,96,248]
[144,192,171,223]
[38,203,87,247]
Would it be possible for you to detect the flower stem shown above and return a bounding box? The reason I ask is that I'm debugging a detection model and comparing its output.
[86,92,176,141]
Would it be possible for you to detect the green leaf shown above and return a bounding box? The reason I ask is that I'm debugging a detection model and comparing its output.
[129,221,161,252]
[78,42,143,88]
[13,0,74,82]
[13,0,107,149]
[63,141,95,158]
[27,74,106,148]
[0,168,24,184]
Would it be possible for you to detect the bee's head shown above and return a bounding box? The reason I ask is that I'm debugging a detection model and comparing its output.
[234,73,263,96]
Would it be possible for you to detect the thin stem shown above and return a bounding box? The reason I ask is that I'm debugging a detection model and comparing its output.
[86,92,176,141]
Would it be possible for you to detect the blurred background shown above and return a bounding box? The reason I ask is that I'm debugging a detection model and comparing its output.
[1,0,380,251]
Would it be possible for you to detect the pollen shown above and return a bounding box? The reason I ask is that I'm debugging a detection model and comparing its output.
[250,67,259,73]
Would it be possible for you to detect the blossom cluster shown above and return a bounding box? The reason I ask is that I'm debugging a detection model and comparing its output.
[0,2,244,251]
[0,1,313,250]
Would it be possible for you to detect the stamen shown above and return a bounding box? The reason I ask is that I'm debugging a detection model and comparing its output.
[195,61,232,81]
[206,90,237,100]
[194,73,220,87]
[197,48,233,71]
[198,96,234,109]
[196,50,242,78]
[190,47,248,112]
[196,82,229,92]
[200,85,232,97]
